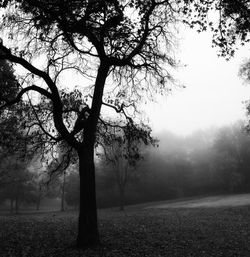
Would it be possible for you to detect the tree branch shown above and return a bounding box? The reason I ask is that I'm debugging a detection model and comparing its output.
[102,101,123,113]
[0,85,52,110]
[0,44,59,97]
[0,43,79,149]
[27,96,61,142]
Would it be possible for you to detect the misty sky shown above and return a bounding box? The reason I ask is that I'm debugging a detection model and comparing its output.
[147,28,250,136]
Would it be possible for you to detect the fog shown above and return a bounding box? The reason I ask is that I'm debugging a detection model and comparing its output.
[2,120,250,212]
[95,120,250,208]
[146,28,250,136]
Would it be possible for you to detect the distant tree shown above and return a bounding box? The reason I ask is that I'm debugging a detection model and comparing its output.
[185,130,217,194]
[0,0,178,247]
[211,150,240,193]
[100,122,155,210]
[0,156,34,213]
[65,170,80,210]
[46,159,67,212]
[211,122,250,192]
[45,142,77,212]
[31,171,49,211]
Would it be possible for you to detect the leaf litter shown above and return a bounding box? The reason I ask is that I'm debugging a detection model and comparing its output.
[0,206,249,256]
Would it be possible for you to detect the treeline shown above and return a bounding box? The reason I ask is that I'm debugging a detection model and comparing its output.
[0,155,64,213]
[95,121,250,208]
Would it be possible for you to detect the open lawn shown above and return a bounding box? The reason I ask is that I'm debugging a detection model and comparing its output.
[0,194,250,257]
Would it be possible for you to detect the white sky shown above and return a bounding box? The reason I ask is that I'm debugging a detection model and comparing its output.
[147,28,250,136]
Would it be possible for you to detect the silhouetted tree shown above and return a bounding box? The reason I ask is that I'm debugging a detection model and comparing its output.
[0,0,178,247]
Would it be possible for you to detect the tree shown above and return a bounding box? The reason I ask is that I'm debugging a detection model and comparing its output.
[64,170,80,210]
[0,0,178,248]
[45,142,78,212]
[100,122,155,210]
[211,122,250,192]
[30,168,50,211]
[0,156,34,213]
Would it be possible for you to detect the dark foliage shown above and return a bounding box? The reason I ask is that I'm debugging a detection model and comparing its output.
[182,0,250,58]
[0,59,20,104]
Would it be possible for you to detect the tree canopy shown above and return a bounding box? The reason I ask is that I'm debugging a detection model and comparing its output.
[182,0,250,57]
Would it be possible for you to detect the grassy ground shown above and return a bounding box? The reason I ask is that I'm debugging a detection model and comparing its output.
[146,193,250,209]
[0,198,250,256]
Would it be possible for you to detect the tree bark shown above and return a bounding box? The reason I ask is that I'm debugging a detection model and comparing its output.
[77,148,99,248]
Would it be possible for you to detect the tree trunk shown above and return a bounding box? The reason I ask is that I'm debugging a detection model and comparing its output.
[76,61,109,248]
[77,148,99,248]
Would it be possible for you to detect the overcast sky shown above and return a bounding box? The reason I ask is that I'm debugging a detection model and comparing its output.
[147,28,250,136]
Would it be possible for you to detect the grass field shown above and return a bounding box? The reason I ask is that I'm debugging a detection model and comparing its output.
[0,194,250,257]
